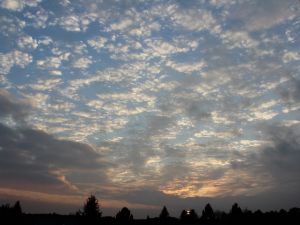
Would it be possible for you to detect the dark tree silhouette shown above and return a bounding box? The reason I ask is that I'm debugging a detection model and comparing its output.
[189,209,198,220]
[1,199,300,225]
[12,201,22,216]
[230,203,242,216]
[116,207,133,223]
[81,195,102,225]
[0,203,11,216]
[229,203,243,224]
[159,206,169,219]
[83,195,102,218]
[0,201,23,225]
[180,210,186,220]
[201,203,215,223]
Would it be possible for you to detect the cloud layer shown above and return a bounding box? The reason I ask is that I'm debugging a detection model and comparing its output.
[0,0,300,216]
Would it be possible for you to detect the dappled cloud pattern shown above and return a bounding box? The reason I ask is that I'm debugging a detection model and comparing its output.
[0,0,300,214]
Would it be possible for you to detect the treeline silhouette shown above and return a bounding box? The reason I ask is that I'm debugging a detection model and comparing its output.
[1,195,300,225]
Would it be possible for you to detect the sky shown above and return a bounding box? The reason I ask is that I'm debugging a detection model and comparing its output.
[0,0,300,218]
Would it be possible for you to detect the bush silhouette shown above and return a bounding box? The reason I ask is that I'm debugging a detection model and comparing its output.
[116,207,133,224]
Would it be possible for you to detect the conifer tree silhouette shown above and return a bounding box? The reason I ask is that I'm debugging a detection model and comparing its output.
[13,201,22,216]
[159,206,169,219]
[201,203,215,222]
[82,195,102,225]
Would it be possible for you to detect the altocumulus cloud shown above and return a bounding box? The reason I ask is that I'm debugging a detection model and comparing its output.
[0,0,300,217]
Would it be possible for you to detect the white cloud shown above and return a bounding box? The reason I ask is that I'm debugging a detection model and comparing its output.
[28,78,61,91]
[1,0,24,11]
[239,140,269,148]
[37,57,61,69]
[282,51,300,63]
[0,53,14,74]
[257,100,279,110]
[18,35,38,49]
[211,111,234,125]
[24,0,42,7]
[72,57,92,69]
[247,111,279,122]
[0,50,32,74]
[60,0,71,7]
[285,28,296,43]
[66,62,149,94]
[0,15,26,37]
[23,92,48,110]
[1,0,42,11]
[110,18,133,31]
[280,120,300,127]
[59,14,95,32]
[171,8,219,33]
[59,15,81,32]
[37,53,70,70]
[71,42,87,55]
[220,31,259,49]
[49,70,62,76]
[210,0,237,8]
[13,50,33,68]
[129,21,161,37]
[87,37,107,52]
[38,36,52,45]
[194,129,237,139]
[97,91,155,105]
[86,99,104,109]
[145,39,190,58]
[50,101,75,112]
[24,8,49,28]
[166,60,206,74]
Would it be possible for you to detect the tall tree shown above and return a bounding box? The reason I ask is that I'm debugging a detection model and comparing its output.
[13,201,22,215]
[83,195,102,218]
[201,203,215,222]
[159,206,170,219]
[230,203,243,224]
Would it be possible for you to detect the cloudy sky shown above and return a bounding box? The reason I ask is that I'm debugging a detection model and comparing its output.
[1,0,300,217]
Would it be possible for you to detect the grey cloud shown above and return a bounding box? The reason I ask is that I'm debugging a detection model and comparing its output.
[186,101,211,122]
[259,124,300,187]
[158,90,213,123]
[145,115,174,136]
[0,122,109,193]
[231,0,297,31]
[279,77,300,104]
[230,123,300,198]
[0,90,109,193]
[0,89,30,121]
